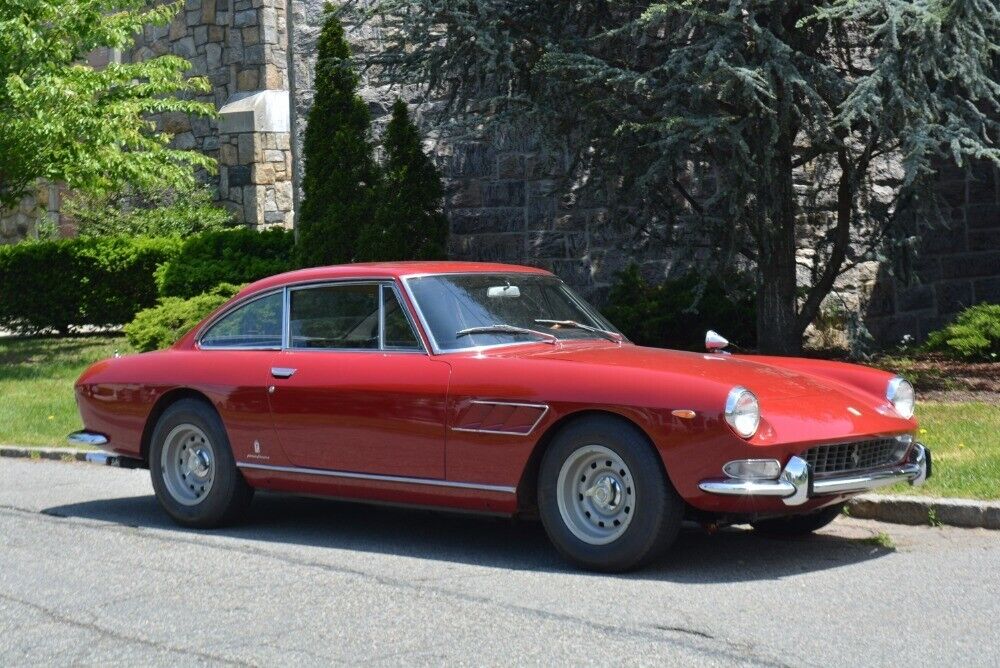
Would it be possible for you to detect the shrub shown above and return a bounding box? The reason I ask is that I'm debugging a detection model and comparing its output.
[924,303,1000,361]
[357,99,448,261]
[155,228,295,298]
[602,264,757,350]
[65,184,233,238]
[296,8,379,266]
[0,236,181,334]
[124,283,242,352]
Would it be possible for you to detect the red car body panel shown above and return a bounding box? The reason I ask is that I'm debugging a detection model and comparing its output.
[74,262,918,519]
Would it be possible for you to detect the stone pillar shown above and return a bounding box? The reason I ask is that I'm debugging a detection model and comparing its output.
[218,90,294,228]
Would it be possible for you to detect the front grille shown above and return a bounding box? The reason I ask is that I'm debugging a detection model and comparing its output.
[801,438,904,476]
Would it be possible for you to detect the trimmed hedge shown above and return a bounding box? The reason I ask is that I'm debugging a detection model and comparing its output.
[155,228,295,298]
[0,237,182,334]
[125,283,242,352]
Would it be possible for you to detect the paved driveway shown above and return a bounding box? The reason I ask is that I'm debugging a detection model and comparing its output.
[1,458,997,666]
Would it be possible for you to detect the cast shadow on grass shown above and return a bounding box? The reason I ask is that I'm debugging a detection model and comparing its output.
[44,491,893,583]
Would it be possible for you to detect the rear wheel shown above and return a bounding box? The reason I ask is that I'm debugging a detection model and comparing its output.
[751,504,843,536]
[149,398,253,528]
[538,416,683,572]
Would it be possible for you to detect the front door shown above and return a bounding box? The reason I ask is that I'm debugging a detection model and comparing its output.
[266,281,450,478]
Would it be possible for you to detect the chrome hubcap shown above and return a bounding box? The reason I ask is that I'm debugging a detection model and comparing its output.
[160,424,216,506]
[556,445,635,545]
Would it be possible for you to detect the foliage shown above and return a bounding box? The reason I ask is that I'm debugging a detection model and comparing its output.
[0,335,129,446]
[0,236,181,334]
[296,7,380,267]
[602,264,756,351]
[64,184,233,238]
[0,0,216,207]
[355,0,1000,353]
[357,99,448,261]
[924,303,1000,361]
[155,228,295,298]
[124,283,240,352]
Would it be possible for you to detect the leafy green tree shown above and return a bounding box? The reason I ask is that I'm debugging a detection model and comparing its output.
[0,0,215,208]
[296,7,380,267]
[65,184,232,238]
[357,0,1000,353]
[356,99,448,261]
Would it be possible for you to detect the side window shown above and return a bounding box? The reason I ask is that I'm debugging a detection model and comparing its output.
[201,292,282,348]
[382,286,422,350]
[290,284,379,349]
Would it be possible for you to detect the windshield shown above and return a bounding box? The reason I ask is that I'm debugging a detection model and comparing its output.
[406,273,622,351]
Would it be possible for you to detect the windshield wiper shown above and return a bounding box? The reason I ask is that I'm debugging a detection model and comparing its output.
[534,319,623,343]
[455,324,559,345]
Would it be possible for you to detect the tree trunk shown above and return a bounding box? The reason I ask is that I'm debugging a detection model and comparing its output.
[756,258,803,355]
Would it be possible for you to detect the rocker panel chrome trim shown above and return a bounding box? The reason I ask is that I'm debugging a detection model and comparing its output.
[236,462,517,494]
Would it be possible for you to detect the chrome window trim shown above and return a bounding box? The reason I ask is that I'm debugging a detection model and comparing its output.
[284,280,428,354]
[400,272,622,355]
[450,400,550,436]
[381,284,424,352]
[196,288,286,351]
[235,461,516,494]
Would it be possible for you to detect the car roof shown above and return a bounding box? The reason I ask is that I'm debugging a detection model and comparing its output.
[237,261,554,298]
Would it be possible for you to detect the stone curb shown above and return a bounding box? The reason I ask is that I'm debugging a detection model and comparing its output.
[2,446,997,530]
[0,446,94,462]
[848,494,1000,530]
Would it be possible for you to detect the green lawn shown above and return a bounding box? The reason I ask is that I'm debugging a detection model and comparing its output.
[0,336,996,500]
[876,401,1000,501]
[0,335,129,446]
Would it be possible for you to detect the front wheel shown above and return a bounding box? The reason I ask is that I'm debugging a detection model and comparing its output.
[537,416,684,572]
[751,504,843,536]
[149,398,253,528]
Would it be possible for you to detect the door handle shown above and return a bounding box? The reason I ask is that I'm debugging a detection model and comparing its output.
[271,367,296,379]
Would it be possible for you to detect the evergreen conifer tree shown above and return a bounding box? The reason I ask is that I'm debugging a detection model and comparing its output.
[357,99,448,261]
[296,6,379,267]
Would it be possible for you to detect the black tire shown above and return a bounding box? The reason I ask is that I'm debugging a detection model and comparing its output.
[751,504,843,536]
[537,415,684,572]
[149,398,253,528]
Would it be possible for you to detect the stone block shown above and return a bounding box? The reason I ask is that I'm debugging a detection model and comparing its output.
[209,26,225,42]
[526,231,567,259]
[201,0,216,23]
[219,143,238,166]
[161,112,191,135]
[969,228,1000,252]
[497,153,526,179]
[920,224,966,255]
[169,15,186,41]
[244,45,266,65]
[895,284,933,313]
[243,26,260,46]
[185,9,201,28]
[237,133,255,163]
[966,204,999,229]
[228,165,251,187]
[450,208,523,235]
[205,43,222,70]
[974,277,1000,303]
[234,8,257,27]
[940,252,1000,279]
[194,25,208,46]
[446,180,481,209]
[237,68,259,91]
[172,132,196,150]
[264,64,285,88]
[252,163,276,185]
[174,36,196,59]
[264,149,285,163]
[275,181,293,211]
[482,180,525,207]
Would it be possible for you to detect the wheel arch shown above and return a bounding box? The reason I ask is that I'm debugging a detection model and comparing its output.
[140,388,219,464]
[516,409,667,516]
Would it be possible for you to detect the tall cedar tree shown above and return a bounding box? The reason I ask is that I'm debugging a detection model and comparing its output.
[355,0,1000,353]
[0,0,215,207]
[296,8,379,267]
[357,99,448,261]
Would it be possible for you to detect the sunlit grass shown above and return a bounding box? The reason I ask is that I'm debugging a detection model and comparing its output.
[0,335,128,446]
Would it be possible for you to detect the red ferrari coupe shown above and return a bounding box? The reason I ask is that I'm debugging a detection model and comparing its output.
[71,262,929,571]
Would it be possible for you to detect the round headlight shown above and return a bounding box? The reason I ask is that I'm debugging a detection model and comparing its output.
[887,377,915,419]
[725,386,760,438]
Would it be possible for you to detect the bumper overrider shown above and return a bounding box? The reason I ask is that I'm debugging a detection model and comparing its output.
[699,443,931,507]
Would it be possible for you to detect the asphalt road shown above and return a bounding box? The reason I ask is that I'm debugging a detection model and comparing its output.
[1,458,998,667]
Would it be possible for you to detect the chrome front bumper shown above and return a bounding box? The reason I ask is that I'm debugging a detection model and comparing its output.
[67,431,143,468]
[699,443,931,507]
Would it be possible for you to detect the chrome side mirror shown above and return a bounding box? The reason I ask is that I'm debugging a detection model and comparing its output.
[705,330,729,352]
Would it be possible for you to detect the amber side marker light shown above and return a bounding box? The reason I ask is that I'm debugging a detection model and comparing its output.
[671,409,697,419]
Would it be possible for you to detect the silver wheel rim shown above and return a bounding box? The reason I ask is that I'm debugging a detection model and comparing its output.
[160,424,216,507]
[556,445,635,545]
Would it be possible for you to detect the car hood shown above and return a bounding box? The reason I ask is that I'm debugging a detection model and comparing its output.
[506,342,864,402]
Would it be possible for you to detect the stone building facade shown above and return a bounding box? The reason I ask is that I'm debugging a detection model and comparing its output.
[2,0,997,347]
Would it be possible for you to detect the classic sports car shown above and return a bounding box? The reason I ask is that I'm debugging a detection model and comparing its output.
[71,262,930,571]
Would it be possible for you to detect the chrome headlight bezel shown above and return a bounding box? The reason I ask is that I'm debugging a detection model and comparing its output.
[886,376,915,419]
[724,386,760,439]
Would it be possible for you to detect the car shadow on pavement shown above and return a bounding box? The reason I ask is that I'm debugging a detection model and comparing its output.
[44,492,894,583]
